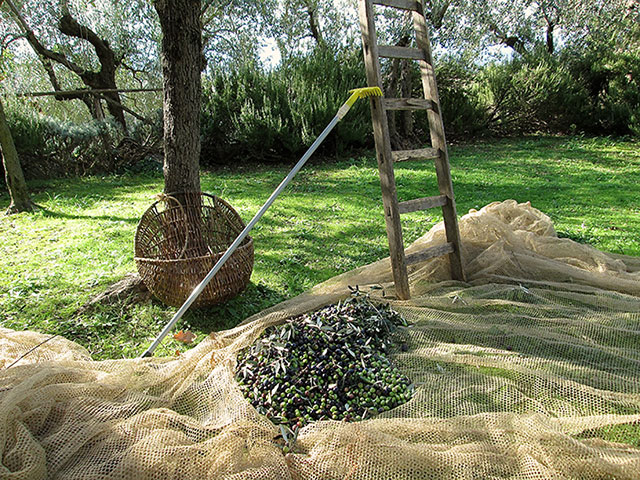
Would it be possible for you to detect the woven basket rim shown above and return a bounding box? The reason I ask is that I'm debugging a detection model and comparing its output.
[140,190,234,212]
[134,236,253,263]
[134,191,251,260]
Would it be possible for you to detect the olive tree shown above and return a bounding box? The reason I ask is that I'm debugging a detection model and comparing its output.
[434,0,639,58]
[0,98,34,214]
[0,0,33,214]
[1,0,158,130]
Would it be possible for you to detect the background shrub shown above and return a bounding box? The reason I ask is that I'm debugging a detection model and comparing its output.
[567,47,640,136]
[4,45,639,178]
[477,56,591,135]
[435,60,489,138]
[2,97,162,180]
[200,47,369,165]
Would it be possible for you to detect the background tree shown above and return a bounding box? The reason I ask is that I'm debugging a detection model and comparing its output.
[432,0,639,59]
[270,0,357,59]
[0,97,33,213]
[0,0,638,178]
[0,0,33,214]
[201,0,276,69]
[1,0,160,130]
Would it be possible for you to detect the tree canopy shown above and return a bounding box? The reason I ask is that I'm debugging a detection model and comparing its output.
[1,0,637,119]
[0,0,637,176]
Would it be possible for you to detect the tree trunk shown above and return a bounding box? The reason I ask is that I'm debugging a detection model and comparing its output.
[75,273,151,314]
[387,56,400,148]
[155,0,202,195]
[386,32,413,149]
[399,58,415,142]
[546,23,555,54]
[58,13,128,131]
[0,99,34,214]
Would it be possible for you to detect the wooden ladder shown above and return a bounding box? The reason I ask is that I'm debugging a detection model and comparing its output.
[358,0,465,300]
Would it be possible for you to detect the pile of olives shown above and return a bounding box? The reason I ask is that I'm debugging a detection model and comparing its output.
[236,293,413,428]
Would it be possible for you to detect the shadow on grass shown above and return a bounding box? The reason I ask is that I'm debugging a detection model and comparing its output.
[37,207,140,224]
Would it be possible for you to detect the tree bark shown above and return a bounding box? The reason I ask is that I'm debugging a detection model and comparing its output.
[540,3,557,55]
[386,32,414,149]
[489,22,528,56]
[75,273,151,314]
[399,58,414,141]
[387,55,400,147]
[155,0,202,195]
[0,99,34,214]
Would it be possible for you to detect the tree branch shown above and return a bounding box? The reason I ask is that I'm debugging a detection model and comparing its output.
[428,0,451,30]
[4,0,86,76]
[540,2,558,54]
[17,87,162,97]
[304,1,324,46]
[489,22,527,56]
[97,93,152,124]
[201,0,234,21]
[0,33,25,53]
[58,13,118,71]
[120,61,152,88]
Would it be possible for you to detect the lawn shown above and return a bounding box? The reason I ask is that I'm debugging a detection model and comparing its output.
[1,136,639,359]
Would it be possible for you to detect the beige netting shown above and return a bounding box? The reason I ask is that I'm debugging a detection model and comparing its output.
[1,200,639,479]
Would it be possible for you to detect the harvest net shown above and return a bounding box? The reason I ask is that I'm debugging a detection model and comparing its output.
[1,200,639,479]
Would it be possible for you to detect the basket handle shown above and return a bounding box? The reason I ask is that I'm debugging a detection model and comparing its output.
[156,193,189,260]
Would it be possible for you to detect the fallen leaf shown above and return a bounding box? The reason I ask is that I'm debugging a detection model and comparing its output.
[174,330,196,344]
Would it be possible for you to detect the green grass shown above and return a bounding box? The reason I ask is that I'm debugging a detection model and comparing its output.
[1,136,639,359]
[577,423,640,447]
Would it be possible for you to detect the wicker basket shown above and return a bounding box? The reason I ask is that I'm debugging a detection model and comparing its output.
[134,192,254,307]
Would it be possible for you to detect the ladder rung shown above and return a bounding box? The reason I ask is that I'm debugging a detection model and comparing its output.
[405,243,455,266]
[398,195,447,214]
[372,0,420,11]
[378,45,425,60]
[383,98,437,111]
[392,147,439,163]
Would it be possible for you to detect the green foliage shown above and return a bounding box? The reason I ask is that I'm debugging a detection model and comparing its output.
[201,48,369,165]
[4,99,115,178]
[433,48,639,138]
[267,0,358,59]
[435,60,489,137]
[567,46,640,136]
[5,42,639,177]
[478,55,591,134]
[198,46,636,149]
[1,98,162,179]
[432,0,638,62]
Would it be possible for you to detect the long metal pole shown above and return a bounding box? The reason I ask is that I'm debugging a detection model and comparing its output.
[140,115,341,357]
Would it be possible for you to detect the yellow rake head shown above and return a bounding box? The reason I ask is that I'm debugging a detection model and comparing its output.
[349,86,383,98]
[337,87,384,119]
[345,87,383,107]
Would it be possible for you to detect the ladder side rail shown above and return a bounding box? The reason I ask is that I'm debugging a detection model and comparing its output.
[412,4,466,281]
[358,0,411,299]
